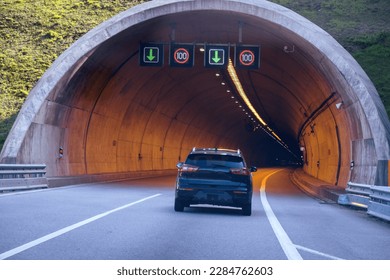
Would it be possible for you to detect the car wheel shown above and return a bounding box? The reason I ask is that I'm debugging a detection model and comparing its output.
[242,204,252,216]
[174,199,185,212]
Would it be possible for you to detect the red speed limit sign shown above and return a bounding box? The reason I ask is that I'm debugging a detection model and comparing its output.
[235,45,260,69]
[170,44,194,67]
[239,50,255,66]
[174,48,190,64]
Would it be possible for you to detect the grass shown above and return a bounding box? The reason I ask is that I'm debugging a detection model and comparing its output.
[0,0,144,147]
[1,0,389,150]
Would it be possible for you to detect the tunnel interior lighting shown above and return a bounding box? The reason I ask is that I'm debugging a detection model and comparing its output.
[226,58,291,150]
[213,60,296,158]
[227,59,267,127]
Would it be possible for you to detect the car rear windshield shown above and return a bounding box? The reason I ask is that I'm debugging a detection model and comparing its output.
[185,154,245,168]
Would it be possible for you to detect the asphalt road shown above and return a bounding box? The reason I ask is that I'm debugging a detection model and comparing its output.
[0,168,389,260]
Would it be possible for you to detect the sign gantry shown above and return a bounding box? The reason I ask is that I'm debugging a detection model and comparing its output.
[140,43,260,69]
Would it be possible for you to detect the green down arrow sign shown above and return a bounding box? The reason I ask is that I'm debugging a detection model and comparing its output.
[140,43,163,67]
[209,49,224,65]
[146,48,156,61]
[144,47,159,63]
[212,50,222,63]
[205,45,228,68]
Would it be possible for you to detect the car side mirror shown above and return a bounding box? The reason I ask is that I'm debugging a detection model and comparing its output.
[250,166,257,172]
[176,162,184,169]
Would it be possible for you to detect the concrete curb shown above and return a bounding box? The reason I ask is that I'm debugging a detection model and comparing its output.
[291,169,346,203]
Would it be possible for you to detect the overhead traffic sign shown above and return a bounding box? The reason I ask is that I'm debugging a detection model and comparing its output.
[139,43,164,66]
[235,45,260,69]
[204,45,229,68]
[170,44,194,67]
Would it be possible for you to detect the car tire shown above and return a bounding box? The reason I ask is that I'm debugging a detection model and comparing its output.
[174,199,185,212]
[242,204,252,216]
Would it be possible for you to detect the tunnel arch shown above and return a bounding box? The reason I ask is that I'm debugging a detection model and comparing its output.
[1,0,390,186]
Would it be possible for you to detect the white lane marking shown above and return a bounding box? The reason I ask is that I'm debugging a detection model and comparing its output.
[260,170,303,260]
[0,193,161,260]
[295,244,344,260]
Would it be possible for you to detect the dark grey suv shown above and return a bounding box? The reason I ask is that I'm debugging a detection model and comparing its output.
[174,148,257,216]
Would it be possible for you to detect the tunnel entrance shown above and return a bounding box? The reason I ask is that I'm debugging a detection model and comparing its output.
[1,0,389,187]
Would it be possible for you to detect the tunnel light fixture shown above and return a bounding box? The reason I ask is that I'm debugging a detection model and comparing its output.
[271,131,282,142]
[335,102,343,109]
[283,44,295,53]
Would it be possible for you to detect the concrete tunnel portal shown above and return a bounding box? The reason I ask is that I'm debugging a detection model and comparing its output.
[2,0,390,187]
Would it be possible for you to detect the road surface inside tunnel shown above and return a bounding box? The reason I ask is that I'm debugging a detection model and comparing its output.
[0,168,389,260]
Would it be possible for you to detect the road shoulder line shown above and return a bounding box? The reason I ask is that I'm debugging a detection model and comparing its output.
[260,170,303,260]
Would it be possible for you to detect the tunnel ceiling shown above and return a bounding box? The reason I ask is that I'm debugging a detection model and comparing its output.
[2,0,390,186]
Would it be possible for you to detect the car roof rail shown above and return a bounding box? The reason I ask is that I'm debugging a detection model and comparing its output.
[191,147,241,154]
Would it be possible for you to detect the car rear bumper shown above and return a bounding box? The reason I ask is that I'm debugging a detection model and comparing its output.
[175,186,252,207]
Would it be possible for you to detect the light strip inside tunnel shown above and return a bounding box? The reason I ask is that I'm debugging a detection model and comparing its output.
[226,59,287,147]
[227,59,267,127]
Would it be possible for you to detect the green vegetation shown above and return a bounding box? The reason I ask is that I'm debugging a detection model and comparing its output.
[350,32,390,108]
[0,0,144,147]
[1,0,389,150]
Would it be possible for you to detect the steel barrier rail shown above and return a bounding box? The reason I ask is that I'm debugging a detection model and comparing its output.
[367,186,390,222]
[0,164,48,192]
[338,182,371,209]
[338,182,390,222]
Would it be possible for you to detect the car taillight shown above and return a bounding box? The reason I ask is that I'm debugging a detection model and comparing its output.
[230,168,250,175]
[180,164,199,172]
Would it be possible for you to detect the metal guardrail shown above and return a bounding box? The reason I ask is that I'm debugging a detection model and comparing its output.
[338,182,390,222]
[338,182,371,209]
[0,164,48,192]
[367,186,390,222]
